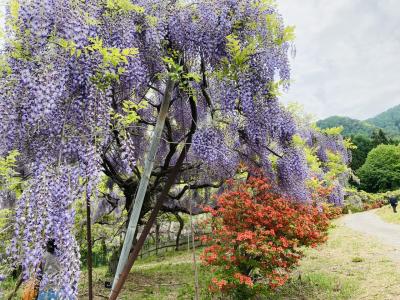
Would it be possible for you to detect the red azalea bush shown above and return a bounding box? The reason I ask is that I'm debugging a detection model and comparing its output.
[363,199,386,211]
[321,203,343,220]
[201,176,330,299]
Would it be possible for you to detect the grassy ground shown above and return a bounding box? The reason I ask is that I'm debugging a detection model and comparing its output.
[0,276,21,299]
[78,249,213,300]
[77,219,400,300]
[3,218,400,299]
[375,205,400,225]
[272,220,400,300]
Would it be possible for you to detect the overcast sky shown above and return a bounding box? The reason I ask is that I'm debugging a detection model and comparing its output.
[1,1,399,120]
[278,0,400,120]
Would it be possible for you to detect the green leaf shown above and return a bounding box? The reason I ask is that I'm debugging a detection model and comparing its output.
[321,126,344,136]
[0,150,21,195]
[183,72,202,83]
[10,0,20,19]
[105,0,145,14]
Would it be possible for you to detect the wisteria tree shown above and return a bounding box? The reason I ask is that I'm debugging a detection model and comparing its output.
[0,0,350,298]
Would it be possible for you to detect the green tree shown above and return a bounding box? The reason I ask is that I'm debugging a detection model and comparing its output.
[357,144,400,192]
[350,134,374,171]
[371,129,389,147]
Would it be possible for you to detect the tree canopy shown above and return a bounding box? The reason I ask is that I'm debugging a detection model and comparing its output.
[349,134,374,171]
[371,129,390,148]
[317,116,378,137]
[357,144,400,193]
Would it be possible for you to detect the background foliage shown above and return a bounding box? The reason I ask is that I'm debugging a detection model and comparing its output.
[357,144,400,193]
[317,104,400,139]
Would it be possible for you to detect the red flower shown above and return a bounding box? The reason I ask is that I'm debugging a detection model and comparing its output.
[201,174,330,296]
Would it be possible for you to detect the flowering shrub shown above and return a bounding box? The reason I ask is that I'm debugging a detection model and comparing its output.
[363,199,386,211]
[321,203,343,220]
[201,176,330,299]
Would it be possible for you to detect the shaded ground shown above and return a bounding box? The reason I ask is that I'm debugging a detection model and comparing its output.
[78,250,211,300]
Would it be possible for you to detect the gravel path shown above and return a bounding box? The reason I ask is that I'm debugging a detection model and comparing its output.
[341,210,400,261]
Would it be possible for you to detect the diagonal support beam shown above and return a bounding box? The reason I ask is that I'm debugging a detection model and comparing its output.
[109,87,198,300]
[111,79,174,290]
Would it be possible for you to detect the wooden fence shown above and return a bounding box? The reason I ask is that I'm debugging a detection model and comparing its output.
[138,232,209,259]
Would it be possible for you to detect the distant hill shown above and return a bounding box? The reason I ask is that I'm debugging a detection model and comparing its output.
[316,116,378,137]
[367,104,400,137]
[317,105,400,138]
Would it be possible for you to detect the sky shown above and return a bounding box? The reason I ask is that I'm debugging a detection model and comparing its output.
[278,0,400,120]
[0,1,399,120]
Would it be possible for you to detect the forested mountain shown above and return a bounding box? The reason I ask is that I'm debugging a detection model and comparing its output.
[317,105,400,138]
[367,104,400,137]
[316,116,378,137]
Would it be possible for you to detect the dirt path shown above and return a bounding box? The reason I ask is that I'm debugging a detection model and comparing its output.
[341,210,400,262]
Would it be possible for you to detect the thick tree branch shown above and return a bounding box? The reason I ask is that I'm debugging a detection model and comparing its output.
[200,54,215,117]
[109,82,198,299]
[101,156,124,186]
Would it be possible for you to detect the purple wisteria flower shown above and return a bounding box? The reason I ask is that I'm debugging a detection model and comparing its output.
[0,0,350,298]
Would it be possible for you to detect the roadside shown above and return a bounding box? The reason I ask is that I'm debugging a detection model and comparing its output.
[376,205,400,225]
[274,217,400,300]
[342,208,400,263]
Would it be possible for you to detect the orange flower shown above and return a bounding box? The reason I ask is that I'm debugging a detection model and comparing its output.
[234,273,254,287]
[211,278,228,290]
[201,174,330,296]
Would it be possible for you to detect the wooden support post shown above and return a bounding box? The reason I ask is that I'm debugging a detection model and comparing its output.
[86,190,93,300]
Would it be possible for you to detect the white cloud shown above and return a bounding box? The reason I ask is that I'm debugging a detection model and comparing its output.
[278,0,400,120]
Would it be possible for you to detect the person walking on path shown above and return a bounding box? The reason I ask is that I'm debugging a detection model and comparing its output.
[37,239,61,300]
[389,195,398,213]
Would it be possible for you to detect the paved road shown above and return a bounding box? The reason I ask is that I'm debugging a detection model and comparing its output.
[342,210,400,261]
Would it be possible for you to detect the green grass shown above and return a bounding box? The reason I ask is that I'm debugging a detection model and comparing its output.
[375,205,400,224]
[76,220,400,300]
[0,276,22,299]
[78,249,214,300]
[3,219,400,299]
[268,221,400,300]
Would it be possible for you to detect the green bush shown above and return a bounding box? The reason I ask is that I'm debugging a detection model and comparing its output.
[343,188,398,213]
[357,145,400,192]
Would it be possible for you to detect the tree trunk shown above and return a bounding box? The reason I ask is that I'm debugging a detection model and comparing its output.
[167,221,172,240]
[189,205,200,300]
[107,247,120,277]
[174,213,184,251]
[109,93,198,300]
[108,224,138,276]
[155,222,160,255]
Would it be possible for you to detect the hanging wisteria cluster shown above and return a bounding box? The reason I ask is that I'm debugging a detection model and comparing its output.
[296,115,352,206]
[313,130,351,205]
[10,166,83,296]
[0,0,350,297]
